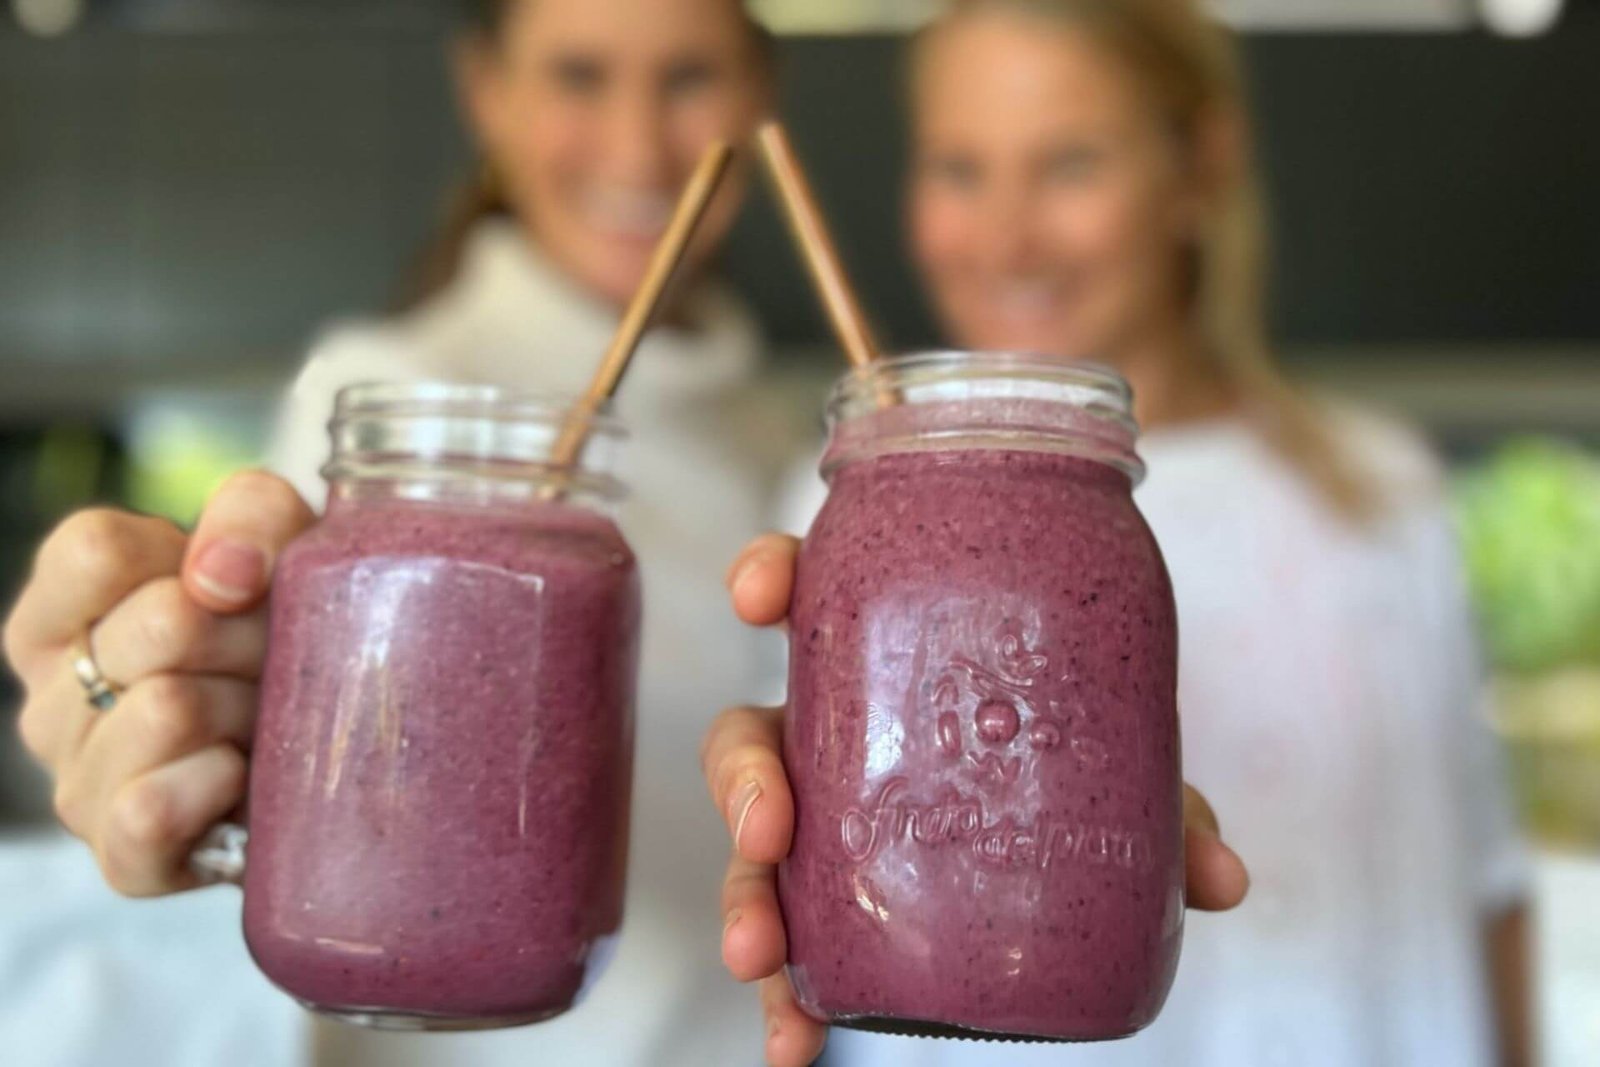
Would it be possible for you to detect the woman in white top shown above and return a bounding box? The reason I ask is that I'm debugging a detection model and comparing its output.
[3,1,784,1064]
[699,2,1530,1065]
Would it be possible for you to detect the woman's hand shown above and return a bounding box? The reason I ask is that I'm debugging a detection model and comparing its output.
[3,471,314,897]
[702,534,1251,1067]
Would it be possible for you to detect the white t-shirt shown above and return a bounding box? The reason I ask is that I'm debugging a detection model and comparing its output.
[267,221,776,1067]
[786,408,1527,1067]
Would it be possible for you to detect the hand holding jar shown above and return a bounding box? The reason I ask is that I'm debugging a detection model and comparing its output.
[5,384,641,1031]
[708,539,1249,1066]
[701,354,1252,1066]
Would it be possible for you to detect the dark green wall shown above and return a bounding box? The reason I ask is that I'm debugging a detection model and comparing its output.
[737,17,1600,350]
[1,11,1597,368]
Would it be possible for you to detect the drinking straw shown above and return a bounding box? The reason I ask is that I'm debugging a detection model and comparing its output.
[543,139,736,500]
[756,121,896,406]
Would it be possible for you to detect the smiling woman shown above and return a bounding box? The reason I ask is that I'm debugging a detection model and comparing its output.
[906,0,1373,520]
[267,2,793,1058]
[2,0,794,1065]
[405,0,773,309]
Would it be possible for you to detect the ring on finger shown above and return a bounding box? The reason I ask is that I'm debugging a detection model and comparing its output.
[69,638,122,712]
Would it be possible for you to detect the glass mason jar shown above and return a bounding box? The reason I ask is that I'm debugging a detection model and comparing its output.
[223,383,640,1030]
[780,352,1184,1042]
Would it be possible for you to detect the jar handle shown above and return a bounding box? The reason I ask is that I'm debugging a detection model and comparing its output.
[190,822,248,886]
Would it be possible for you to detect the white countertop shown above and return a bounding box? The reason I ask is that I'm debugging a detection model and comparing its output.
[1537,851,1600,1067]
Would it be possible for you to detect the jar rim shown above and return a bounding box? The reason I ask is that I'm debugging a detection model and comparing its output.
[324,381,629,503]
[332,381,628,440]
[823,351,1145,484]
[830,350,1134,422]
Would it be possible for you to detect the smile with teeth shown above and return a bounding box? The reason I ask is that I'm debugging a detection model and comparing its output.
[988,278,1069,322]
[579,186,675,240]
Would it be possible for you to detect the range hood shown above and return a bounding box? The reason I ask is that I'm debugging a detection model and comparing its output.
[1212,0,1473,30]
[751,0,1479,33]
[9,0,1566,36]
[15,0,451,34]
[1220,0,1564,34]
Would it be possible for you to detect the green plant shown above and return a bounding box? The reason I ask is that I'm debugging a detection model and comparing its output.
[1455,438,1600,673]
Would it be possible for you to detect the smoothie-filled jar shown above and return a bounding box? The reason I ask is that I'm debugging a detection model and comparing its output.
[216,383,639,1030]
[781,352,1183,1042]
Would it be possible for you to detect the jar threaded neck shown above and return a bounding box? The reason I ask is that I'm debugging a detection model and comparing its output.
[824,352,1144,484]
[322,382,629,506]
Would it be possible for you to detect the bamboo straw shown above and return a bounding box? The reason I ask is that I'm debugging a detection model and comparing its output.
[542,139,736,500]
[755,122,893,403]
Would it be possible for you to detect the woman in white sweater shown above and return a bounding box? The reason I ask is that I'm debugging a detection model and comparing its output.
[3,1,786,1064]
[701,2,1530,1066]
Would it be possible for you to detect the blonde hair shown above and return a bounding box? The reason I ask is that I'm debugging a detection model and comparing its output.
[916,0,1375,521]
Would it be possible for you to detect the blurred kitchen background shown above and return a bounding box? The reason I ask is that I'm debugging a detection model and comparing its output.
[1,0,1598,1062]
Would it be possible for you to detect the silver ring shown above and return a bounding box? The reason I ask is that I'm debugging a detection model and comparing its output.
[69,640,120,712]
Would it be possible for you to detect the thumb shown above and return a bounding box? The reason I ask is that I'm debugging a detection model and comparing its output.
[726,533,801,628]
[182,470,316,613]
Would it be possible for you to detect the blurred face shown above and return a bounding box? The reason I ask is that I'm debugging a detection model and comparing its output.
[909,12,1207,363]
[461,0,769,307]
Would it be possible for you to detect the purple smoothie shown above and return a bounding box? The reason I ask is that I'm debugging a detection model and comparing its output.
[243,496,639,1027]
[782,436,1183,1041]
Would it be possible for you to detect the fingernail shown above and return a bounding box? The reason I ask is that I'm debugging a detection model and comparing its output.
[768,1016,782,1039]
[723,908,743,937]
[192,540,266,604]
[726,555,759,595]
[730,780,762,852]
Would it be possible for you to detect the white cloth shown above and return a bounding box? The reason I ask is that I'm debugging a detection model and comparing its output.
[781,407,1528,1067]
[265,220,773,1066]
[0,832,305,1067]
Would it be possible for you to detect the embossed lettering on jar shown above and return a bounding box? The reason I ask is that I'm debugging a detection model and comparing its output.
[781,353,1184,1042]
